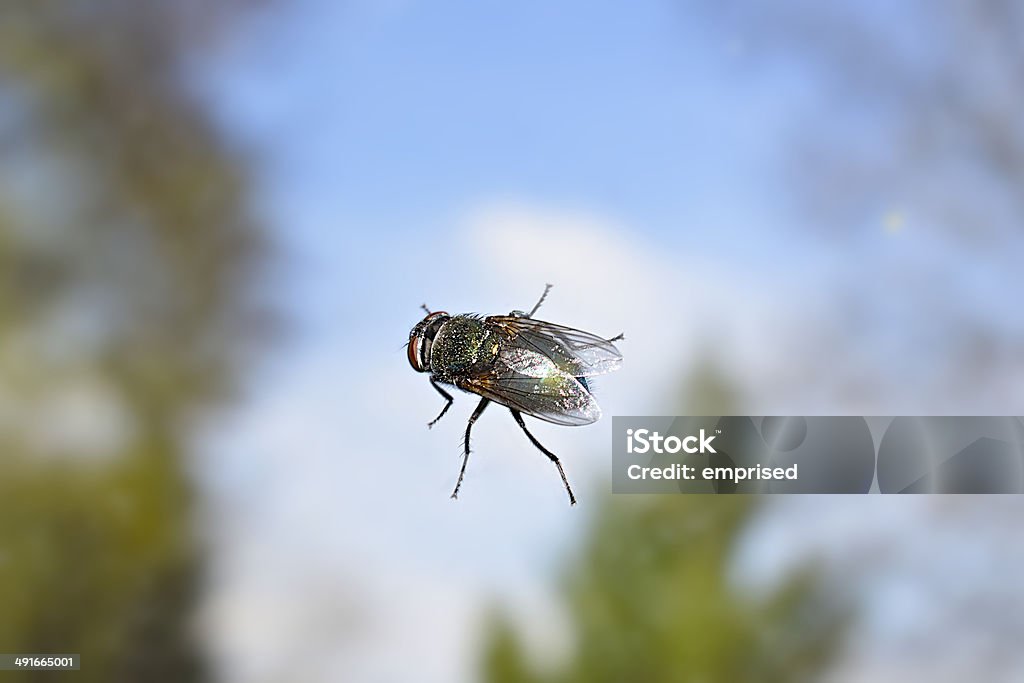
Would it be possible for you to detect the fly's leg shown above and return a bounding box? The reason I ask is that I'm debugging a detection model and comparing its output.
[527,284,553,318]
[452,398,490,499]
[509,409,577,506]
[428,377,454,428]
[607,333,625,342]
[421,303,432,314]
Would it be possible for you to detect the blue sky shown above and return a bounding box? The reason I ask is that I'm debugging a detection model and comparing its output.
[205,0,813,318]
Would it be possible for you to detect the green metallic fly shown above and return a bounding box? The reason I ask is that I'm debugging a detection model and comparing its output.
[408,285,623,505]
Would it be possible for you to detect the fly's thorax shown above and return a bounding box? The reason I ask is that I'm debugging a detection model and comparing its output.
[429,315,500,378]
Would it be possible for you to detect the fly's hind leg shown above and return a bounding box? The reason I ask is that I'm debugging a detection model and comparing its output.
[509,409,577,506]
[428,377,454,428]
[452,398,490,499]
[527,284,553,318]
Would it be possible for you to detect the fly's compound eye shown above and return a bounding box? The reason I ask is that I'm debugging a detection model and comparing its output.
[407,333,426,372]
[408,311,448,373]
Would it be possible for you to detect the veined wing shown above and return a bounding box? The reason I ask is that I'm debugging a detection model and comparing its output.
[487,316,622,378]
[457,366,601,426]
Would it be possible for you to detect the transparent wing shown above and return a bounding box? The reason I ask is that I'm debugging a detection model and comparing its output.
[458,367,601,426]
[486,316,623,378]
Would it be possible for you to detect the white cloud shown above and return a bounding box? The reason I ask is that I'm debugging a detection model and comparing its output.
[460,200,812,414]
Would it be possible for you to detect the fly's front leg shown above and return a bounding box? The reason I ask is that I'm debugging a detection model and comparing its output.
[427,377,454,428]
[527,283,553,318]
[509,409,577,505]
[451,397,490,499]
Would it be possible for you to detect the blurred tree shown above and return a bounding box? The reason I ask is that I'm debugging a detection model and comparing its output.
[701,5,1024,674]
[0,2,267,681]
[483,497,845,683]
[482,367,846,683]
[677,351,742,416]
[700,0,1024,411]
[681,4,1024,675]
[722,0,1024,246]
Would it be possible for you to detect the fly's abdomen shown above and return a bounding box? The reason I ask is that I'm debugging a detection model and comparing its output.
[429,316,499,378]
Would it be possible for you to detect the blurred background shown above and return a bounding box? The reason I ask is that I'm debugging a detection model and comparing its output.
[1,1,1023,681]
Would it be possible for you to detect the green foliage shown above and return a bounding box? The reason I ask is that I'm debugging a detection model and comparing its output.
[0,453,204,681]
[0,2,265,681]
[677,352,742,417]
[484,364,846,683]
[483,497,846,683]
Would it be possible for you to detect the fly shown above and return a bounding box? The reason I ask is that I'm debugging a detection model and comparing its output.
[407,284,623,505]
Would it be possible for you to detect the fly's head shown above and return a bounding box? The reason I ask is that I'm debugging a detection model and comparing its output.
[408,311,450,373]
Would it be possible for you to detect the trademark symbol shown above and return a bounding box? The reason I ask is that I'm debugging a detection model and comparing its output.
[716,429,722,434]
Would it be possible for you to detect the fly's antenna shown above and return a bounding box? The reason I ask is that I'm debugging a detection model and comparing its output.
[421,303,431,314]
[528,283,553,318]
